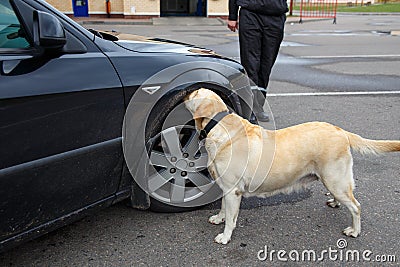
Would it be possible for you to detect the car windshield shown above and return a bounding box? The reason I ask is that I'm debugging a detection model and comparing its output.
[0,0,31,49]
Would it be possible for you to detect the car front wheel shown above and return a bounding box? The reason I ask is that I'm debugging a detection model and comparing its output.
[145,89,234,212]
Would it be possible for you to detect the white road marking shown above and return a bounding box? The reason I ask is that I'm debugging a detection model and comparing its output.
[267,91,400,97]
[299,54,400,59]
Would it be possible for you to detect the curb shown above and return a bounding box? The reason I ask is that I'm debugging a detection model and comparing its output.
[75,13,400,26]
[337,12,400,16]
[77,17,226,26]
[79,20,152,25]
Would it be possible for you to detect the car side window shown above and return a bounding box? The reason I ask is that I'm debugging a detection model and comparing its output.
[0,0,31,49]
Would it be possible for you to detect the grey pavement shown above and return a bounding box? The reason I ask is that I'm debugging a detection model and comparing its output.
[1,14,399,266]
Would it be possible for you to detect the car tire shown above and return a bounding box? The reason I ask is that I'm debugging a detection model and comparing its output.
[145,88,234,212]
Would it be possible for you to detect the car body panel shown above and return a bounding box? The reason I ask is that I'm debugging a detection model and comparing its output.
[0,0,253,252]
[0,0,125,250]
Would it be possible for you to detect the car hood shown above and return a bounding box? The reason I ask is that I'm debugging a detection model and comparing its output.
[101,31,216,55]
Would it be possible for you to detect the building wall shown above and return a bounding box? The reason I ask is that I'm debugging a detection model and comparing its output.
[123,0,160,16]
[46,0,212,17]
[45,0,375,18]
[208,0,228,16]
[93,0,124,15]
[47,0,152,16]
[47,0,124,15]
[49,0,73,13]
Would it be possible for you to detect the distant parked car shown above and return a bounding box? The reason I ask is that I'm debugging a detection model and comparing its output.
[0,0,255,251]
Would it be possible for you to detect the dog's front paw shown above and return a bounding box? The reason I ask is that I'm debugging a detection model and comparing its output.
[209,214,225,225]
[343,227,360,238]
[214,233,231,244]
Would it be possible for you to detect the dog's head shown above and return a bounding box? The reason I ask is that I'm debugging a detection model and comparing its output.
[184,88,229,130]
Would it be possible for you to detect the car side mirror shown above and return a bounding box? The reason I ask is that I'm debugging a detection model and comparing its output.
[33,10,66,50]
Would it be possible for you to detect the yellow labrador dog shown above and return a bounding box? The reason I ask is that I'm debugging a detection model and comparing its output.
[184,88,400,244]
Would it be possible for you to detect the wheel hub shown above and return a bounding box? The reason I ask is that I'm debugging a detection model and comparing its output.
[175,159,188,170]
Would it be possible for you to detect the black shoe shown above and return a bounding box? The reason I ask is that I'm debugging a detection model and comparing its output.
[255,111,270,122]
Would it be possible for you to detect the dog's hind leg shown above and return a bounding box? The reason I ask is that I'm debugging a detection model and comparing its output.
[209,196,226,225]
[322,159,361,237]
[214,190,242,244]
[330,185,361,237]
[340,189,361,238]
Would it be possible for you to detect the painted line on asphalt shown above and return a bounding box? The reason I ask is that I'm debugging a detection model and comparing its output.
[299,54,400,59]
[232,55,400,60]
[267,91,400,97]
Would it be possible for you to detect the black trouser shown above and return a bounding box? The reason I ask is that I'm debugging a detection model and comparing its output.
[239,8,285,112]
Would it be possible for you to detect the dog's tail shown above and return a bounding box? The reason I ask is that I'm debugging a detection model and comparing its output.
[344,131,400,155]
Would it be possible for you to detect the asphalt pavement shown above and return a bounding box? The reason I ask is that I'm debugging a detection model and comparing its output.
[0,14,399,266]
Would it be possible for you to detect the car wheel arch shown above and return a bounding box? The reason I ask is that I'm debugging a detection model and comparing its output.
[124,82,242,212]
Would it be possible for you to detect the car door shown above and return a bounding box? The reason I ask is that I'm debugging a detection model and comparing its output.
[0,0,125,243]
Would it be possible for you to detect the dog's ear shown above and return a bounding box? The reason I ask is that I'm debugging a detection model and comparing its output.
[184,90,199,102]
[193,98,214,119]
[184,91,198,115]
[194,117,205,130]
[186,88,228,130]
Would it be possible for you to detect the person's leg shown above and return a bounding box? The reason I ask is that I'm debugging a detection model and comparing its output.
[239,10,269,121]
[259,15,285,91]
[252,14,285,121]
[239,9,262,88]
